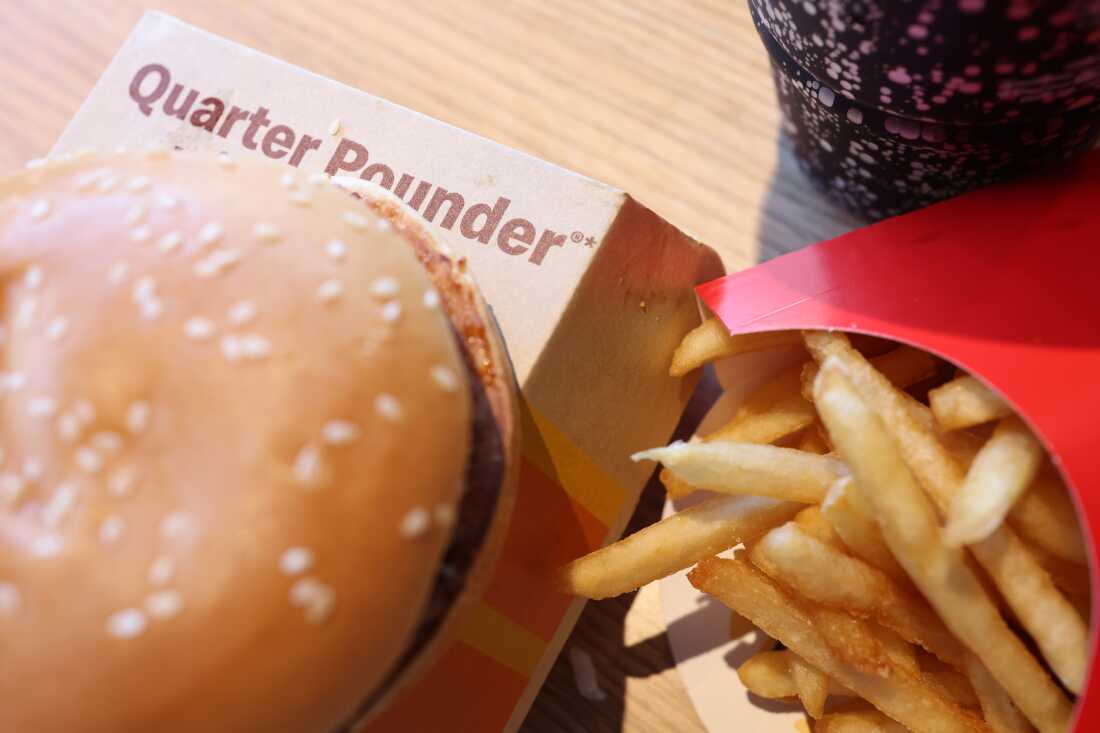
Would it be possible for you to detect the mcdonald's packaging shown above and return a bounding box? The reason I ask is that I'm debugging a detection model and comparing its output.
[661,152,1100,732]
[51,12,722,733]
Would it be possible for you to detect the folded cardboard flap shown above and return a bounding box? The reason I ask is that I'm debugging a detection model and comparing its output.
[52,12,721,732]
[697,151,1100,732]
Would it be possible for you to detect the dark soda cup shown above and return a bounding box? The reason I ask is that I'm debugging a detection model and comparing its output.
[750,0,1100,219]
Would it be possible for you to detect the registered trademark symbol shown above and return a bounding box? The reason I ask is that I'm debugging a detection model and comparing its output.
[570,231,585,244]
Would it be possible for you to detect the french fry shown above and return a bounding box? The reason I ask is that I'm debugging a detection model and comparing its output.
[793,506,846,551]
[821,477,911,587]
[669,319,800,377]
[945,416,1045,547]
[804,331,1088,697]
[750,523,967,668]
[706,362,816,444]
[801,345,940,403]
[633,442,845,504]
[929,375,1012,432]
[790,653,830,719]
[816,708,911,733]
[659,466,696,500]
[918,652,980,710]
[560,495,801,599]
[689,556,989,733]
[811,360,1072,733]
[1008,465,1087,566]
[964,654,1034,733]
[1028,542,1092,600]
[737,650,855,701]
[796,422,832,454]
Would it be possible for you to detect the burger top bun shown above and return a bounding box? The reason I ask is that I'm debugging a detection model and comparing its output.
[0,151,513,733]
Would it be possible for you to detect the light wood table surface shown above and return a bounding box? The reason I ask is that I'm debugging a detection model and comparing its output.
[0,2,861,730]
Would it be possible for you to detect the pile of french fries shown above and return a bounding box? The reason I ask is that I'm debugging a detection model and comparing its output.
[562,322,1090,733]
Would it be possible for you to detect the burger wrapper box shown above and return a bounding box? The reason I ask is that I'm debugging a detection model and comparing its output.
[695,151,1100,731]
[50,12,722,732]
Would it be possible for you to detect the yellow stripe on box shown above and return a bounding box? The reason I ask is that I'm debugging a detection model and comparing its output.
[521,401,625,528]
[456,600,547,679]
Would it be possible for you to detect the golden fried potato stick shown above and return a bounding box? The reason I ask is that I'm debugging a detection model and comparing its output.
[793,506,846,551]
[945,416,1044,547]
[804,331,1088,698]
[801,345,940,403]
[964,655,1034,733]
[707,361,817,444]
[929,375,1012,432]
[669,318,800,377]
[737,650,855,702]
[560,495,801,599]
[821,477,911,587]
[634,442,846,504]
[789,652,830,719]
[1008,464,1087,566]
[816,708,911,733]
[750,523,966,668]
[690,556,989,733]
[811,360,1072,733]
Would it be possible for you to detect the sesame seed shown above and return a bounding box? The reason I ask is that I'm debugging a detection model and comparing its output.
[227,300,257,326]
[155,193,178,210]
[280,172,296,189]
[239,334,271,360]
[46,316,69,341]
[72,399,96,424]
[91,431,123,455]
[98,515,125,545]
[0,372,26,392]
[130,226,152,243]
[15,298,37,328]
[289,577,336,624]
[29,200,50,221]
[308,173,330,185]
[106,608,147,638]
[107,466,138,498]
[328,118,342,136]
[382,301,402,323]
[293,444,326,489]
[31,534,63,557]
[434,503,456,527]
[160,512,196,544]
[27,397,58,419]
[399,507,430,538]
[252,222,281,243]
[326,239,347,261]
[377,218,392,232]
[148,556,176,586]
[370,277,400,299]
[96,176,119,192]
[139,298,164,321]
[157,230,183,253]
[194,249,242,278]
[0,474,26,506]
[24,266,43,290]
[183,317,216,341]
[317,279,344,303]
[342,211,370,230]
[126,401,151,435]
[288,190,311,206]
[122,204,146,226]
[22,457,43,482]
[74,446,103,475]
[196,221,224,248]
[145,590,183,619]
[430,365,459,393]
[25,157,47,170]
[0,582,22,615]
[220,335,243,363]
[56,413,80,443]
[322,420,360,445]
[280,547,315,576]
[41,485,78,529]
[126,176,152,192]
[375,393,403,422]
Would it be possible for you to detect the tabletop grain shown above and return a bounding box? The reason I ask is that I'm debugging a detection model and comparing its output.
[0,2,861,730]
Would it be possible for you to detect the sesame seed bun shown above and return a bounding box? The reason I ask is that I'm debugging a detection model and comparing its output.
[0,151,519,733]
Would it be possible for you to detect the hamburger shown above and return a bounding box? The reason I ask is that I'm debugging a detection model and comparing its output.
[0,150,519,732]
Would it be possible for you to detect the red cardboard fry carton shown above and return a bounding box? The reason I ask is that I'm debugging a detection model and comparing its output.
[50,12,722,732]
[693,152,1100,731]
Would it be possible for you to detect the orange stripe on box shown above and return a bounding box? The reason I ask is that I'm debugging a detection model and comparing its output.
[482,457,608,641]
[456,601,547,678]
[521,401,625,527]
[361,641,526,733]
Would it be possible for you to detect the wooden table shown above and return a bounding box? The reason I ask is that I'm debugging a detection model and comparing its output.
[0,2,861,730]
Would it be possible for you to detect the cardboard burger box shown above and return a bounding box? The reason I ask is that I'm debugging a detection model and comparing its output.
[49,12,722,733]
[660,154,1099,731]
